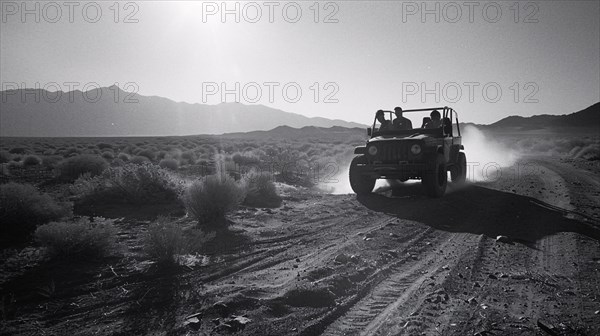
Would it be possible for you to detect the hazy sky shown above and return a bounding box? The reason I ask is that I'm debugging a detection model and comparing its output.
[1,0,599,124]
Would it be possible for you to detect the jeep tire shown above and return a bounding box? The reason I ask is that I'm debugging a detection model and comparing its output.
[349,155,376,195]
[451,152,467,183]
[422,153,448,198]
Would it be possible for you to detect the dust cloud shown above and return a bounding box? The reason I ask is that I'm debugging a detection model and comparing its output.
[461,125,519,182]
[319,164,353,194]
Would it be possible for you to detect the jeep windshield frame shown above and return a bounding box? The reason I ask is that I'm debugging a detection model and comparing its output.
[371,106,461,138]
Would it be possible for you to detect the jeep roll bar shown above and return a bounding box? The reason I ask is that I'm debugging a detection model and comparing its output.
[370,106,461,137]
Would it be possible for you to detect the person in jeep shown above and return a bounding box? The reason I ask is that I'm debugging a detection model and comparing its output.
[425,109,442,128]
[376,110,392,131]
[392,107,413,130]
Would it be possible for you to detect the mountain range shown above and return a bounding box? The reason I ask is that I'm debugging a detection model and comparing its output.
[1,86,598,137]
[0,86,363,137]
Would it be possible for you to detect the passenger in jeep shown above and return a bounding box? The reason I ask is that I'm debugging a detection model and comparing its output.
[421,117,431,128]
[426,110,442,128]
[392,107,413,130]
[376,110,392,131]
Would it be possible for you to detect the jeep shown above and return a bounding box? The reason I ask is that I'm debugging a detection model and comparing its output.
[349,107,467,197]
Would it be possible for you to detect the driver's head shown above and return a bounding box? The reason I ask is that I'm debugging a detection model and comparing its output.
[394,106,403,116]
[376,110,386,122]
[430,110,441,120]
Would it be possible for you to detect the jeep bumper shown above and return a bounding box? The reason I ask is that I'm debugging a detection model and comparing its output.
[354,162,429,179]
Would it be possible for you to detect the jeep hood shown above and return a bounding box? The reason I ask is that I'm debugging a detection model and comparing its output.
[368,134,432,142]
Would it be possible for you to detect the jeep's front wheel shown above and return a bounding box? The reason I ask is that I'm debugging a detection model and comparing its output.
[422,153,448,198]
[451,152,467,183]
[349,155,375,195]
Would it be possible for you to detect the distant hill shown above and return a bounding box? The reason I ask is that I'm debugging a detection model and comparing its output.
[0,86,364,137]
[486,102,599,131]
[223,125,367,142]
[1,85,597,137]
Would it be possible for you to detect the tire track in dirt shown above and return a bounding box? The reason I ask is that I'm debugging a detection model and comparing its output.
[310,229,451,336]
[316,157,599,336]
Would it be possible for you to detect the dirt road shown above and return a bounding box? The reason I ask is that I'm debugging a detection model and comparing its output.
[2,155,599,335]
[178,155,600,335]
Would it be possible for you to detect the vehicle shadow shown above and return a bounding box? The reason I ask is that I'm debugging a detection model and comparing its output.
[357,184,600,245]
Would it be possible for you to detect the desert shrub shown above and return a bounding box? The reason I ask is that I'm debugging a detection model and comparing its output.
[571,143,600,161]
[117,153,130,161]
[0,150,11,163]
[0,183,72,242]
[97,143,113,150]
[138,149,157,161]
[240,170,282,208]
[144,216,185,264]
[159,158,179,171]
[181,150,197,164]
[7,161,22,169]
[34,217,117,259]
[73,163,183,205]
[9,147,27,155]
[167,148,182,160]
[42,155,64,169]
[156,150,167,160]
[56,154,108,181]
[65,147,80,156]
[22,155,42,166]
[130,155,151,165]
[101,151,115,160]
[110,158,126,167]
[183,173,244,228]
[232,152,261,166]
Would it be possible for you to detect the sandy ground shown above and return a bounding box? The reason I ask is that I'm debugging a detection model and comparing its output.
[1,155,599,336]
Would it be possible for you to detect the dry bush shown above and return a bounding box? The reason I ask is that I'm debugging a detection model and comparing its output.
[232,152,261,166]
[183,173,245,229]
[138,148,157,161]
[97,143,114,150]
[144,216,185,265]
[159,158,179,171]
[72,163,183,205]
[0,183,72,242]
[513,136,599,158]
[0,150,11,163]
[110,158,126,167]
[181,150,197,165]
[117,152,131,161]
[240,170,282,208]
[56,154,108,181]
[130,155,151,165]
[35,217,117,259]
[570,143,600,160]
[65,147,81,156]
[101,151,115,160]
[9,147,28,155]
[22,155,42,166]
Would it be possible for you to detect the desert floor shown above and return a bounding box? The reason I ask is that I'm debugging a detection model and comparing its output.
[1,151,599,336]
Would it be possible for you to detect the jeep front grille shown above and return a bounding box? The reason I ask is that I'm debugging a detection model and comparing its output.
[374,143,411,163]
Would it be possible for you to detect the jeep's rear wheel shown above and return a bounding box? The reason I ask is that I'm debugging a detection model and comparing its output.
[422,153,447,198]
[451,152,467,183]
[349,155,375,195]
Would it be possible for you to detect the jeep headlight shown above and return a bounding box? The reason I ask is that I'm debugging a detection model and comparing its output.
[410,144,422,155]
[368,145,378,156]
